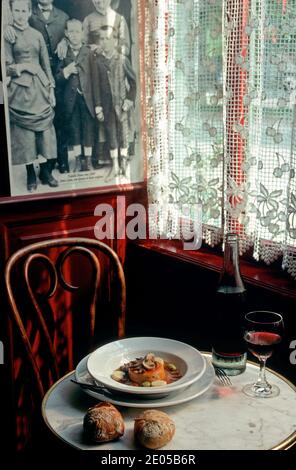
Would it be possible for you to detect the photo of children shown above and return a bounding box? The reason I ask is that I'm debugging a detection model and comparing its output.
[1,0,144,197]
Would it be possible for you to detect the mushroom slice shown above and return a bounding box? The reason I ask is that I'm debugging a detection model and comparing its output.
[142,353,157,370]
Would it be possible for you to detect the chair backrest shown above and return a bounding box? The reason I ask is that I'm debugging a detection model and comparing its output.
[5,237,126,402]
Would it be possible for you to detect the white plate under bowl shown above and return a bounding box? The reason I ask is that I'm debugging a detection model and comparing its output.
[75,354,215,408]
[86,337,206,398]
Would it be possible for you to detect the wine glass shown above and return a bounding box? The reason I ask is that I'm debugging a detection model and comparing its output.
[243,311,284,398]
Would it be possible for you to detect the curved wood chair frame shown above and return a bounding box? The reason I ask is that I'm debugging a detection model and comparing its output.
[5,237,126,401]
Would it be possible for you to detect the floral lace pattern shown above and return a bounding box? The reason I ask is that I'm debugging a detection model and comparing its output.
[146,0,296,278]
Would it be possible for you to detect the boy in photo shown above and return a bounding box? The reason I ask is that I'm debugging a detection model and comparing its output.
[55,19,96,172]
[92,25,136,181]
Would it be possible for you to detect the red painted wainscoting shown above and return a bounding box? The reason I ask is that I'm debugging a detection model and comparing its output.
[0,185,147,453]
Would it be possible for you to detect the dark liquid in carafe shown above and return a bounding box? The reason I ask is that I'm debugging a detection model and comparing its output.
[212,287,246,355]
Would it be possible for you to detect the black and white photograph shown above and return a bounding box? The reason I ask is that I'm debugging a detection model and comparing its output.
[1,0,145,196]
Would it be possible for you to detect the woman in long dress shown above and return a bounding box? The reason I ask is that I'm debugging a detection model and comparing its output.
[5,0,58,192]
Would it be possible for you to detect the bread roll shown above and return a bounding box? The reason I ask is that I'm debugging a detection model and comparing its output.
[134,410,175,449]
[83,402,124,443]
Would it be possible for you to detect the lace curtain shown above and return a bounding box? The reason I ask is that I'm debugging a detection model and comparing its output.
[145,0,296,278]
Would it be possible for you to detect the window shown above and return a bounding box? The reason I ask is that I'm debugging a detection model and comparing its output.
[146,0,296,278]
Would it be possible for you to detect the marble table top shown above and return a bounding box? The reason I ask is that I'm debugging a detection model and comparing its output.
[42,354,296,450]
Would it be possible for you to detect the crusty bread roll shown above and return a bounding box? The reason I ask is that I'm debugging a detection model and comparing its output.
[134,410,175,449]
[83,402,124,443]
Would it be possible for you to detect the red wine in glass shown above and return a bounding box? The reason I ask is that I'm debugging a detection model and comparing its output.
[245,331,282,360]
[243,311,284,398]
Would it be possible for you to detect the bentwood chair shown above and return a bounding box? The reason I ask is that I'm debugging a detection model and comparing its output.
[4,237,126,451]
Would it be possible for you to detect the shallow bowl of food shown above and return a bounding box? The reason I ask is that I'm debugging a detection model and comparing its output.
[86,337,206,398]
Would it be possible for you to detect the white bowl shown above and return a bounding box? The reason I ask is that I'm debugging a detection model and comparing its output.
[86,337,206,398]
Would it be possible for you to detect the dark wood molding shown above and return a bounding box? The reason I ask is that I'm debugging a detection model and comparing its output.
[0,181,147,206]
[0,187,147,222]
[133,240,296,299]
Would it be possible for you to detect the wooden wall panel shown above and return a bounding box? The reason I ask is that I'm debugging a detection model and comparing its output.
[0,185,147,453]
[0,187,146,254]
